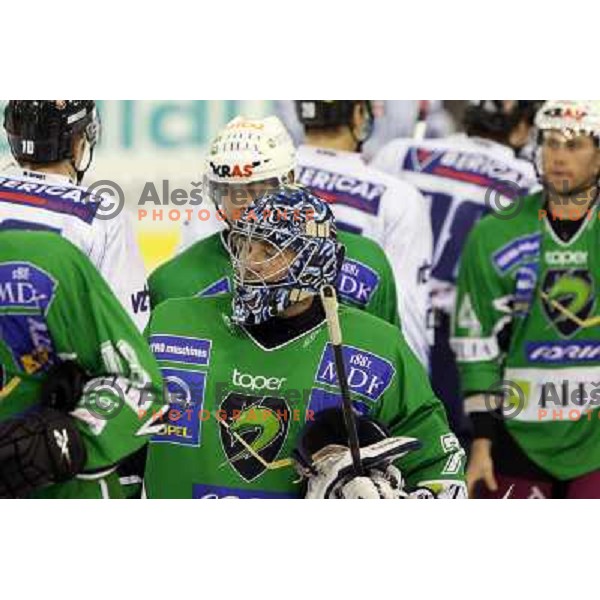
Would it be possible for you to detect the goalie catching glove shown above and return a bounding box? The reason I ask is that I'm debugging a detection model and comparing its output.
[292,408,422,499]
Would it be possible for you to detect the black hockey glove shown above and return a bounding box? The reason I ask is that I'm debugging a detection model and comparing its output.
[39,360,89,412]
[0,361,89,498]
[0,407,86,498]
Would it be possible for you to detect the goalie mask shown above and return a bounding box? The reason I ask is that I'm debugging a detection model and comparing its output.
[227,184,344,326]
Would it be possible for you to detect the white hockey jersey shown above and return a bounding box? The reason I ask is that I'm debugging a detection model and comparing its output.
[274,101,455,160]
[0,168,150,331]
[371,134,538,314]
[296,144,433,367]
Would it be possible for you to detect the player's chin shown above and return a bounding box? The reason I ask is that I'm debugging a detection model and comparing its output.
[545,175,574,194]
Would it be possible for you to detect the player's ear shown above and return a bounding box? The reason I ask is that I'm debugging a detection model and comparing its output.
[508,119,531,150]
[352,102,364,132]
[71,132,86,169]
[593,143,600,173]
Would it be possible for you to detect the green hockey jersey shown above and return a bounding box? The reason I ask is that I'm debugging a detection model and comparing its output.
[0,230,166,498]
[144,293,465,498]
[149,230,401,328]
[453,191,600,479]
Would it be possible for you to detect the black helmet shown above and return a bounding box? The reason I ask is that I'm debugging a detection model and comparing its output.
[295,100,374,147]
[463,100,542,139]
[4,100,99,183]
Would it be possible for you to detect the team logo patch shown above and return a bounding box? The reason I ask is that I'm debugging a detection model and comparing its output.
[315,344,395,402]
[218,392,290,482]
[336,259,380,307]
[541,269,596,337]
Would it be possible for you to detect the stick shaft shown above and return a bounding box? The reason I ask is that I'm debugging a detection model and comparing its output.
[540,291,600,328]
[320,285,364,476]
[0,376,21,400]
[219,417,292,470]
[413,100,430,140]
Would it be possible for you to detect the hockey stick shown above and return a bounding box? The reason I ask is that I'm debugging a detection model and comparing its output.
[0,376,22,401]
[502,484,515,500]
[319,285,364,476]
[539,291,600,329]
[413,100,430,141]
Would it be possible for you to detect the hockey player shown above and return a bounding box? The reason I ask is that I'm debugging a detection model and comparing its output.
[453,101,600,498]
[152,116,401,328]
[0,230,166,498]
[295,100,432,366]
[144,185,466,499]
[372,101,539,435]
[274,100,455,160]
[1,101,150,331]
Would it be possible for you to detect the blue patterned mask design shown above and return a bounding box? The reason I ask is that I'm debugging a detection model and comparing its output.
[227,185,344,326]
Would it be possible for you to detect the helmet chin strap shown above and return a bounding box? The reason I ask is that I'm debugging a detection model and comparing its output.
[348,108,374,153]
[72,145,95,186]
[349,125,363,153]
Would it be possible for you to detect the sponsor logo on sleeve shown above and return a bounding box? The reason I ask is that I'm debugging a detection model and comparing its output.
[315,344,395,402]
[336,258,380,307]
[0,262,57,373]
[492,233,541,273]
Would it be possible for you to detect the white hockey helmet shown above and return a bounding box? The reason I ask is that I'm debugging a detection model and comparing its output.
[205,116,296,186]
[535,100,600,141]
